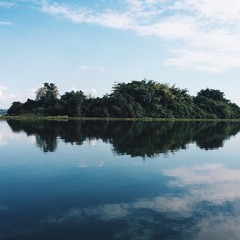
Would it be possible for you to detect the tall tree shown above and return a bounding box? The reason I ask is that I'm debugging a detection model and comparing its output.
[36,83,59,102]
[61,90,86,116]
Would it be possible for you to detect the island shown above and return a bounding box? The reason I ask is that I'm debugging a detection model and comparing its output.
[5,80,240,119]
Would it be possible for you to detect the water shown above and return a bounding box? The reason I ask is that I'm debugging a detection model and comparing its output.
[1,120,240,240]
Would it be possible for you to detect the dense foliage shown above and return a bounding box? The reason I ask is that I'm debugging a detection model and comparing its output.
[7,80,240,119]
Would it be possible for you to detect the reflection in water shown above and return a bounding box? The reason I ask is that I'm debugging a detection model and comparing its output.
[7,120,240,156]
[2,164,240,240]
[1,120,240,239]
[40,164,240,240]
[0,120,21,146]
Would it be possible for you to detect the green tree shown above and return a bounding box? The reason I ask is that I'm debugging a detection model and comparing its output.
[194,88,240,119]
[7,101,24,115]
[61,90,86,116]
[36,83,59,102]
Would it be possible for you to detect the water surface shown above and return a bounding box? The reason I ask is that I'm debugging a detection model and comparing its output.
[1,120,240,240]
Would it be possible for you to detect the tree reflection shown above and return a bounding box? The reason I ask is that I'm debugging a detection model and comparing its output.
[7,120,240,157]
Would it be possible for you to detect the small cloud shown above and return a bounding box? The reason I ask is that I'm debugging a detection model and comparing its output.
[29,88,37,98]
[97,161,105,168]
[97,66,106,72]
[70,86,77,92]
[0,21,12,26]
[78,65,106,73]
[78,164,88,168]
[78,65,90,72]
[89,138,97,146]
[0,85,20,103]
[85,88,97,96]
[27,135,37,145]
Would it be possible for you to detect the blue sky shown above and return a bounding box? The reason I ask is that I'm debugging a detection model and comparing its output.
[1,0,240,108]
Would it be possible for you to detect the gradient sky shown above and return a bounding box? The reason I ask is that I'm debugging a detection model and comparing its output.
[1,0,240,108]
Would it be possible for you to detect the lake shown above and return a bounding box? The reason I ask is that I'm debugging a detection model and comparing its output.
[1,119,240,240]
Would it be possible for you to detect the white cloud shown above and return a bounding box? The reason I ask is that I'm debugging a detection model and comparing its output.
[85,88,97,96]
[0,85,22,108]
[29,88,37,97]
[78,65,90,72]
[97,66,106,72]
[78,164,88,168]
[40,0,240,72]
[70,86,77,92]
[165,50,240,73]
[78,65,106,73]
[135,15,198,40]
[174,0,240,22]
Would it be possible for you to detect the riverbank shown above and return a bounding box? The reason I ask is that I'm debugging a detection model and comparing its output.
[1,115,240,122]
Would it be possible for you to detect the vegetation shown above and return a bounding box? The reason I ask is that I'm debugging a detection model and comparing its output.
[6,80,240,119]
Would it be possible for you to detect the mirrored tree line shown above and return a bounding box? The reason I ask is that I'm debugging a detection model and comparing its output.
[7,120,240,156]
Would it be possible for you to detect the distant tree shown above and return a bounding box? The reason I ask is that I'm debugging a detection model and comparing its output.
[7,101,24,115]
[194,88,240,119]
[36,83,59,102]
[61,90,86,116]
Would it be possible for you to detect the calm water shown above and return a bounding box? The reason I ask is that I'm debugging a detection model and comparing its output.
[1,120,240,240]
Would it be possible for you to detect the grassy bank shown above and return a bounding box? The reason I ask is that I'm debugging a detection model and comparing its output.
[1,115,240,122]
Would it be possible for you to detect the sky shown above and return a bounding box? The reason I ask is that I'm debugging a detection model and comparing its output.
[1,0,240,108]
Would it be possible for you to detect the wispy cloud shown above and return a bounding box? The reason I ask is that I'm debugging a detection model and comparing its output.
[40,0,240,72]
[0,85,23,108]
[0,1,15,26]
[174,0,240,22]
[78,65,106,73]
[78,65,90,72]
[0,1,15,8]
[97,66,106,72]
[0,85,19,104]
[0,21,12,25]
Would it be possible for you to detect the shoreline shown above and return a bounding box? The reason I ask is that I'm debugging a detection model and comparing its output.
[1,115,240,122]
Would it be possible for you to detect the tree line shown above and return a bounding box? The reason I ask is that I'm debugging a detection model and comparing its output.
[7,80,240,119]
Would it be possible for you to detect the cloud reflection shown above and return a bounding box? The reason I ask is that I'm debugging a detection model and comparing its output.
[164,164,240,203]
[42,164,240,239]
[1,163,240,239]
[0,122,22,146]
